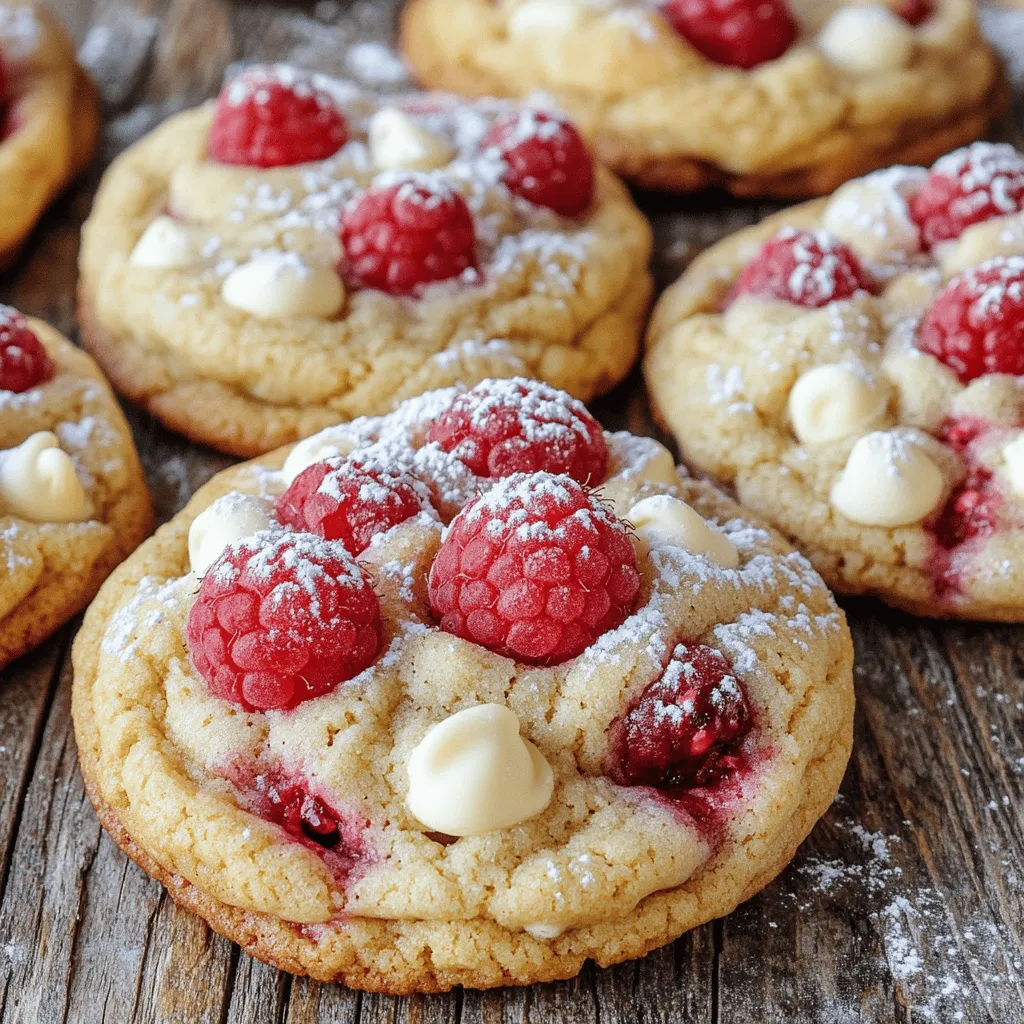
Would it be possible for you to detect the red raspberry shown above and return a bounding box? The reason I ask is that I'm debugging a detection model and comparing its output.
[208,65,349,168]
[426,378,608,485]
[428,472,640,665]
[186,532,382,712]
[341,178,477,295]
[917,257,1024,383]
[617,643,751,788]
[481,110,594,216]
[275,455,428,555]
[896,0,934,24]
[732,228,877,308]
[663,0,797,70]
[0,307,53,393]
[932,466,1000,549]
[910,143,1024,248]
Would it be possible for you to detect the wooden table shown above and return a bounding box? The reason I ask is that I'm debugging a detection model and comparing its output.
[0,2,1022,1021]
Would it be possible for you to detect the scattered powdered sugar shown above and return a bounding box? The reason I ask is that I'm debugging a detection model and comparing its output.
[344,41,410,88]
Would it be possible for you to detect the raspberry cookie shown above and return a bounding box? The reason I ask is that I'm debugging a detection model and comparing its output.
[646,142,1024,620]
[72,377,853,992]
[0,4,99,266]
[401,0,1006,197]
[77,65,653,457]
[0,307,152,668]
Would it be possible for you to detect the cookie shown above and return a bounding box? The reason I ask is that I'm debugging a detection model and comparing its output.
[400,0,1007,198]
[77,65,653,458]
[72,377,853,992]
[0,308,152,668]
[646,142,1024,620]
[0,4,100,267]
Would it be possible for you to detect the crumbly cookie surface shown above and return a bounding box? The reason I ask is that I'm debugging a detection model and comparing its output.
[401,0,1005,197]
[0,4,99,263]
[0,319,152,667]
[72,385,853,992]
[646,146,1024,620]
[78,74,653,458]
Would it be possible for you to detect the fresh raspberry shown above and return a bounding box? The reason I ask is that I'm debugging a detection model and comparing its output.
[917,257,1024,383]
[186,532,382,712]
[481,110,594,216]
[0,307,53,393]
[896,0,934,24]
[426,378,608,485]
[731,228,877,308]
[275,455,428,555]
[617,643,751,788]
[208,65,349,168]
[931,466,1000,549]
[428,472,640,665]
[910,143,1024,247]
[663,0,797,69]
[341,178,477,295]
[937,415,989,453]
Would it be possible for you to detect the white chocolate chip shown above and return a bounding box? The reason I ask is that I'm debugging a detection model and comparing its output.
[631,441,679,489]
[788,364,889,444]
[627,494,739,568]
[221,253,344,320]
[369,107,455,172]
[524,922,565,940]
[406,704,554,837]
[280,429,357,485]
[0,431,92,523]
[130,216,206,269]
[1001,434,1024,497]
[817,5,915,74]
[188,492,275,575]
[938,213,1024,278]
[821,167,927,262]
[508,0,583,36]
[830,430,945,527]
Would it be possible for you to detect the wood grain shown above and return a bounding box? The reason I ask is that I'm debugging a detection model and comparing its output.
[0,1,1019,1020]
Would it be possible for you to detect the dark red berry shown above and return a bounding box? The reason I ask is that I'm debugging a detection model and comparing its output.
[0,307,53,393]
[663,0,798,70]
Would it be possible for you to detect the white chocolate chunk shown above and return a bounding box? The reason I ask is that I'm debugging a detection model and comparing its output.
[822,167,927,262]
[627,494,739,568]
[280,429,357,485]
[631,441,679,489]
[369,107,455,172]
[525,922,565,940]
[830,430,944,527]
[0,431,92,523]
[1001,434,1024,498]
[817,5,915,74]
[788,363,889,444]
[221,253,344,320]
[508,0,583,37]
[130,215,206,269]
[188,492,275,575]
[406,704,554,837]
[939,213,1024,278]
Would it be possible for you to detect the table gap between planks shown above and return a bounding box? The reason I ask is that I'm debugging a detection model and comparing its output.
[0,1,1022,1021]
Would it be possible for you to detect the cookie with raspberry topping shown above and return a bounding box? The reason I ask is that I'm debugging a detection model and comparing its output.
[72,385,853,990]
[401,0,1005,196]
[647,160,1024,621]
[0,314,152,671]
[78,73,652,456]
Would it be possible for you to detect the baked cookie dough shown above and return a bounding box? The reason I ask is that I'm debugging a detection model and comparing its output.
[78,65,653,458]
[646,142,1024,620]
[0,308,152,668]
[72,378,853,992]
[0,3,99,266]
[401,0,1006,198]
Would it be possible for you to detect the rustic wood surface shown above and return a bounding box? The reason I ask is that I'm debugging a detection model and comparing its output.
[0,2,1021,1021]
